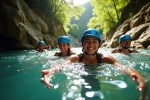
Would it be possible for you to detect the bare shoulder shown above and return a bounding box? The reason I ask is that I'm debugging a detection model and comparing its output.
[111,48,119,53]
[67,54,79,62]
[131,49,138,53]
[44,49,48,52]
[101,54,115,60]
[101,54,119,64]
[54,52,59,56]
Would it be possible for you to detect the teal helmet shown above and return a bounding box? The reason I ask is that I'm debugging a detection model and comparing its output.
[81,29,101,43]
[38,41,45,45]
[81,29,102,55]
[58,36,71,44]
[119,34,132,42]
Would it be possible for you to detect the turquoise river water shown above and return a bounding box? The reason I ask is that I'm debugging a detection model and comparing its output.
[0,48,150,100]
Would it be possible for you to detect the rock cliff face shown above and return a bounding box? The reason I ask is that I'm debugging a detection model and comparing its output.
[68,34,81,47]
[102,2,150,49]
[1,0,149,49]
[0,0,66,49]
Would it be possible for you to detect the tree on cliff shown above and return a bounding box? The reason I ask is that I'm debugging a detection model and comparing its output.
[88,0,130,34]
[46,0,85,31]
[25,0,85,32]
[69,2,93,40]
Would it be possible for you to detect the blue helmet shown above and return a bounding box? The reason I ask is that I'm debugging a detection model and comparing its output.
[119,34,132,42]
[38,41,45,45]
[81,29,101,43]
[58,36,71,44]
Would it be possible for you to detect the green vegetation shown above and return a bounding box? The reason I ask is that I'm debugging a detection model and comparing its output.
[88,0,130,34]
[68,24,79,38]
[45,0,85,31]
[25,0,85,32]
[69,2,93,40]
[25,0,132,39]
[69,0,131,39]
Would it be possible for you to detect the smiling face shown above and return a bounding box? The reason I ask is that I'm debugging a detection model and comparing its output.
[58,43,70,54]
[82,36,100,55]
[120,40,131,49]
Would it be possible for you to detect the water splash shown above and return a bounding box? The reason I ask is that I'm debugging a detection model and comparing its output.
[86,91,104,99]
[101,80,127,88]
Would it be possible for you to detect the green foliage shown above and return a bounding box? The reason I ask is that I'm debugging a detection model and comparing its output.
[69,2,93,40]
[46,0,85,32]
[69,24,80,38]
[88,0,130,34]
[129,13,134,18]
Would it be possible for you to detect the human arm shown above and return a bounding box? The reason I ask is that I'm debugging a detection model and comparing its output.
[41,55,79,88]
[102,55,148,100]
[118,64,148,100]
[41,64,61,88]
[111,48,118,53]
[132,49,139,53]
[47,44,51,49]
[54,52,59,56]
[120,65,148,100]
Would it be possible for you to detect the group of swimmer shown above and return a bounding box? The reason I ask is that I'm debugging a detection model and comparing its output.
[39,29,148,100]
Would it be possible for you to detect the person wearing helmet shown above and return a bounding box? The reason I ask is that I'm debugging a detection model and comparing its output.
[36,41,48,52]
[112,34,138,54]
[41,29,148,100]
[54,36,76,56]
[40,36,75,75]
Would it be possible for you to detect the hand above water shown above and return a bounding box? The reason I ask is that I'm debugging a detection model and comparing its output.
[137,81,149,100]
[131,73,149,100]
[41,70,53,88]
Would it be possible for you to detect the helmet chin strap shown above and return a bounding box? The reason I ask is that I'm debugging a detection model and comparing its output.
[82,48,97,56]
